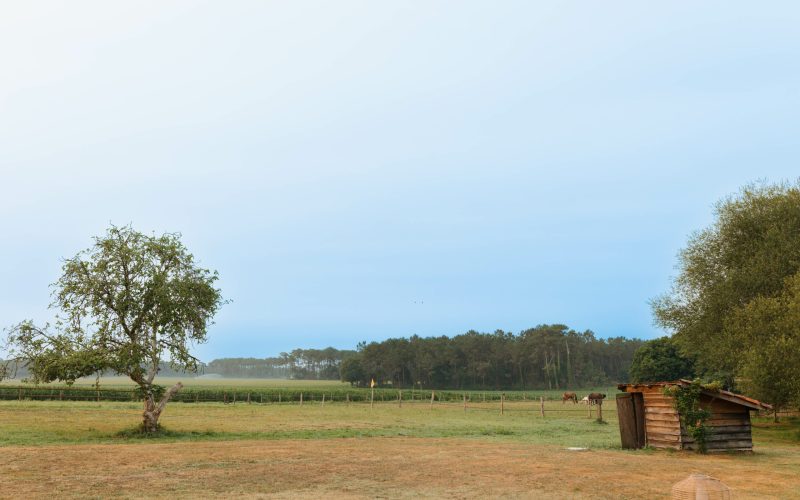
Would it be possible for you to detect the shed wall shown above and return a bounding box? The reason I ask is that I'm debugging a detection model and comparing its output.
[638,387,682,450]
[681,396,753,452]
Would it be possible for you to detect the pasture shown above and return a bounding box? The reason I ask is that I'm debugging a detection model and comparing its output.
[0,392,798,498]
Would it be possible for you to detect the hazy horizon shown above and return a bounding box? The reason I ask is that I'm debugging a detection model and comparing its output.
[3,2,800,360]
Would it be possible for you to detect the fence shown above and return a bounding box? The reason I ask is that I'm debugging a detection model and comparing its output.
[0,385,618,417]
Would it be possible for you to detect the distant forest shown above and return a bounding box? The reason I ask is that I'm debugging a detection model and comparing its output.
[207,325,645,390]
[4,325,644,390]
[206,348,357,380]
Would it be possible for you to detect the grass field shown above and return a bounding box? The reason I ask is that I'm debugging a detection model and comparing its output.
[0,397,798,498]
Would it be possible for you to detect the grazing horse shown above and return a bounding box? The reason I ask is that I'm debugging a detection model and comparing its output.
[561,392,578,404]
[586,393,606,405]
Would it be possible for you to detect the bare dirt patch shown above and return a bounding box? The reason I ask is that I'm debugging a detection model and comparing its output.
[2,438,798,499]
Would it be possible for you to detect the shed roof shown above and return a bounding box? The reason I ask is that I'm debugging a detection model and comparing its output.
[618,379,772,410]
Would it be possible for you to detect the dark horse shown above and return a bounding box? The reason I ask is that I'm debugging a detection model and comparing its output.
[562,392,578,404]
[586,393,606,405]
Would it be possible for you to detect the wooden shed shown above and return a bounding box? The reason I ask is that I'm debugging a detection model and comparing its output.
[616,380,771,452]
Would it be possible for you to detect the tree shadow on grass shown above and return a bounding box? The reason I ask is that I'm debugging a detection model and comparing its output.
[114,426,222,441]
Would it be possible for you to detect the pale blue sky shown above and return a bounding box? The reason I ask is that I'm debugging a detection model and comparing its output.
[2,2,799,360]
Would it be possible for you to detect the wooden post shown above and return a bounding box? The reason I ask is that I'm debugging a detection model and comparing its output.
[430,390,435,409]
[597,400,603,422]
[540,396,545,418]
[196,393,199,403]
[278,393,281,403]
[224,392,228,404]
[482,392,485,403]
[233,392,236,405]
[588,401,592,419]
[300,392,303,405]
[322,393,326,406]
[59,390,63,401]
[260,394,263,404]
[370,387,374,409]
[96,389,100,402]
[500,393,505,415]
[398,390,402,408]
[346,393,350,406]
[463,393,467,413]
[247,392,251,404]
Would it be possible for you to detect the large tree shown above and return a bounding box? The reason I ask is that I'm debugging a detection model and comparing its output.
[5,225,224,432]
[652,181,800,404]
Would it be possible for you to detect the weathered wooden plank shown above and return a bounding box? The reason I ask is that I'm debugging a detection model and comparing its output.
[709,418,750,426]
[685,440,753,450]
[647,432,682,443]
[644,422,681,432]
[645,413,679,422]
[682,433,753,442]
[708,425,751,433]
[642,401,674,408]
[647,439,682,449]
[644,407,679,415]
[616,393,639,449]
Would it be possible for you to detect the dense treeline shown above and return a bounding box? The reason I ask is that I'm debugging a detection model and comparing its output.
[4,327,641,390]
[206,348,357,379]
[341,325,644,390]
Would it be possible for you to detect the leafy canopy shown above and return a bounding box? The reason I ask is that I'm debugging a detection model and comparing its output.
[6,225,224,387]
[628,337,694,383]
[652,181,800,407]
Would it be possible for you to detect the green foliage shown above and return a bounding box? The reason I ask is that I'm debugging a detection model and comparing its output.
[652,181,800,407]
[663,380,714,453]
[341,325,643,390]
[339,357,366,386]
[629,337,694,383]
[4,225,225,430]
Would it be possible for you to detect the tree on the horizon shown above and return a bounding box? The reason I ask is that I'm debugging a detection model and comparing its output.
[4,225,224,433]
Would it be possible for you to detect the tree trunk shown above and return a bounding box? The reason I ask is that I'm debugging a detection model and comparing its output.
[141,382,184,432]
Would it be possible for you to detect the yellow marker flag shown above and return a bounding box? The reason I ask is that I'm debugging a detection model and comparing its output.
[370,378,376,388]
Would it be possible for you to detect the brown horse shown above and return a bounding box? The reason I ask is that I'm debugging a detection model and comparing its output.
[562,392,578,404]
[586,393,606,405]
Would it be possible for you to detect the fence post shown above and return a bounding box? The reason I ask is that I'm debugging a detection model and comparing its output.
[597,401,603,422]
[500,393,505,415]
[247,392,251,404]
[233,392,236,405]
[196,393,199,404]
[398,390,402,408]
[278,393,282,403]
[322,393,325,406]
[300,392,303,406]
[346,393,350,406]
[60,390,64,401]
[224,392,228,404]
[463,393,467,413]
[430,390,435,409]
[588,401,592,419]
[260,394,263,404]
[540,396,545,418]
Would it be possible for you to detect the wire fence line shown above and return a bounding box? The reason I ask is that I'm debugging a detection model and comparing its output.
[0,385,623,416]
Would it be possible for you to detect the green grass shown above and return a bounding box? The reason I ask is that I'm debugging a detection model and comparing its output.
[0,399,620,448]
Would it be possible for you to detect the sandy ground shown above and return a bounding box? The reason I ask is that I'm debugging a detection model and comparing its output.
[1,438,798,499]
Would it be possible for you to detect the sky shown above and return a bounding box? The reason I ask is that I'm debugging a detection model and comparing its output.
[2,2,799,361]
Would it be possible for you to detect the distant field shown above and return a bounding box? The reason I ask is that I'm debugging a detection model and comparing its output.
[0,399,797,498]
